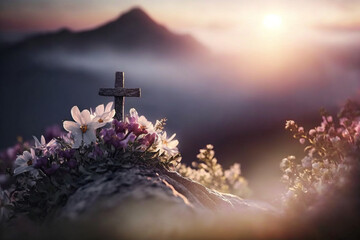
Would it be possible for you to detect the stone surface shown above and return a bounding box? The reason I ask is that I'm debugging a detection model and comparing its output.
[60,163,275,219]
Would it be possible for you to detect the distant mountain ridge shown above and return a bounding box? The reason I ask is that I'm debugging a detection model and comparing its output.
[1,7,207,56]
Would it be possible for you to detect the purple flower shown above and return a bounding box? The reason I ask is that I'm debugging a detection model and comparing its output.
[44,125,66,141]
[101,128,116,143]
[100,128,130,149]
[113,119,128,134]
[44,142,59,157]
[111,133,127,148]
[59,149,75,160]
[113,133,135,149]
[127,114,138,124]
[44,163,60,175]
[34,156,48,169]
[112,140,126,149]
[93,145,103,158]
[139,133,156,147]
[127,133,136,143]
[127,122,138,132]
[128,123,147,136]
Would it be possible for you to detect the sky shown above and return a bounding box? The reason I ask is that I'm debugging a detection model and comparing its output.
[1,0,360,53]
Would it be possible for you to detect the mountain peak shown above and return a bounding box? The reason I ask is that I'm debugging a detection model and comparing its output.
[123,7,149,18]
[116,7,154,24]
[3,6,207,57]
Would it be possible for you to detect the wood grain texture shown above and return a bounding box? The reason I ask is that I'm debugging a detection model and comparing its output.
[98,88,141,97]
[115,72,124,121]
[115,72,124,88]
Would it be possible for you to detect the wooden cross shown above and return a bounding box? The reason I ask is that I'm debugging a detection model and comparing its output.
[99,72,141,121]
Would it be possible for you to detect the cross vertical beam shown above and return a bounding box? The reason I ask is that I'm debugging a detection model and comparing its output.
[115,72,125,121]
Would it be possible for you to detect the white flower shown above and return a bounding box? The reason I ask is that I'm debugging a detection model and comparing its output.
[157,132,179,156]
[33,135,57,149]
[281,174,290,181]
[91,102,115,124]
[301,156,312,169]
[33,135,58,156]
[128,108,155,133]
[34,135,46,148]
[63,106,104,148]
[138,116,155,133]
[129,108,138,120]
[14,149,38,176]
[224,163,241,181]
[280,157,290,170]
[312,162,320,170]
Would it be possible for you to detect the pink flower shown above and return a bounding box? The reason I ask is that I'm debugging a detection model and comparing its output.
[342,130,350,138]
[309,129,316,136]
[339,118,348,127]
[316,126,325,132]
[285,120,295,129]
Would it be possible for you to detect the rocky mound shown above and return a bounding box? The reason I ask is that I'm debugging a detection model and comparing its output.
[60,162,274,219]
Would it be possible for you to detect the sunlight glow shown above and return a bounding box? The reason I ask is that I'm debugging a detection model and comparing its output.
[263,14,282,30]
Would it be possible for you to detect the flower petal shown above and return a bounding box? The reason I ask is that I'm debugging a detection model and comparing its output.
[109,109,116,119]
[162,131,167,139]
[130,108,139,119]
[72,136,82,148]
[63,121,80,133]
[23,151,32,160]
[33,136,41,148]
[14,166,31,175]
[81,110,92,124]
[30,148,36,159]
[71,106,82,124]
[105,102,114,112]
[41,135,46,145]
[167,140,179,148]
[100,112,110,120]
[168,134,176,142]
[95,104,104,116]
[15,156,26,165]
[83,130,97,146]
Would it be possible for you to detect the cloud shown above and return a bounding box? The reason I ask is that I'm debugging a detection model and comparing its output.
[315,22,360,32]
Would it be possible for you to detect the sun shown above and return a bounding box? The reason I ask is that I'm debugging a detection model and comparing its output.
[262,14,282,30]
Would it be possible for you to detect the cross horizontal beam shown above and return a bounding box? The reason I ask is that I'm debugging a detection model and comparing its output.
[99,88,141,97]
